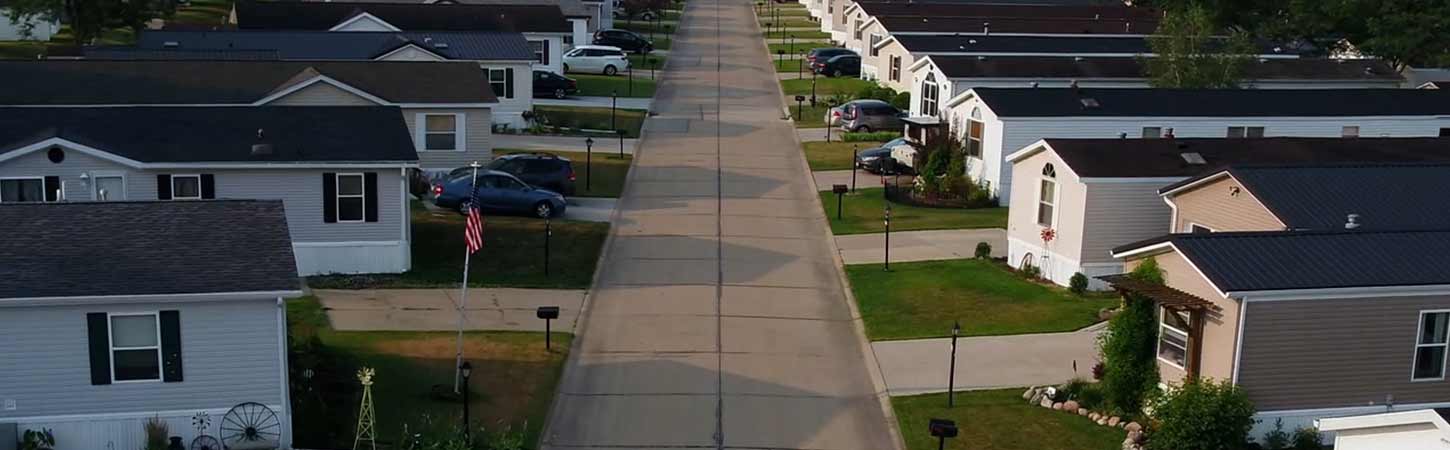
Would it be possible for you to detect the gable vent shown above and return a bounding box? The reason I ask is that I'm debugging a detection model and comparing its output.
[162,41,180,48]
[1079,98,1100,109]
[434,42,450,49]
[1180,152,1206,165]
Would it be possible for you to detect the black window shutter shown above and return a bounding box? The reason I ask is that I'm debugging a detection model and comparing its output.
[86,313,112,385]
[200,174,216,199]
[542,42,550,65]
[43,176,60,201]
[505,68,515,99]
[156,175,172,200]
[323,173,337,223]
[159,310,183,382]
[364,172,379,222]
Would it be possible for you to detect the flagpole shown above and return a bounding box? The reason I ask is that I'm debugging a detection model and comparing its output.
[455,161,482,394]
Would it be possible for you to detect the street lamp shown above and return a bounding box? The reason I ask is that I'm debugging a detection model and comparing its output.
[584,137,594,192]
[948,321,960,407]
[617,129,626,158]
[459,361,473,439]
[883,203,892,271]
[850,144,857,191]
[610,90,618,131]
[543,216,552,276]
[627,63,635,96]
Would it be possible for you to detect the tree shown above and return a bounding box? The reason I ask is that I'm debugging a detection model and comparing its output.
[1143,4,1257,88]
[1146,379,1256,450]
[5,0,173,46]
[1097,257,1164,416]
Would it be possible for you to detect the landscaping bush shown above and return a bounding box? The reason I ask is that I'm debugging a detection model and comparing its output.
[143,417,167,450]
[1075,383,1105,410]
[974,242,991,259]
[1020,263,1043,280]
[1291,427,1323,450]
[1098,289,1159,416]
[1069,272,1089,295]
[1091,361,1105,380]
[890,91,910,110]
[1262,418,1290,449]
[1146,379,1256,450]
[842,131,900,142]
[855,84,899,103]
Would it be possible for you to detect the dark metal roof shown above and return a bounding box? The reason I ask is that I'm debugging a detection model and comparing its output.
[0,200,301,299]
[0,107,419,163]
[894,34,1154,54]
[235,0,571,33]
[929,56,1401,81]
[1171,164,1450,231]
[975,87,1450,117]
[1113,230,1450,292]
[128,30,534,61]
[0,59,498,104]
[853,2,1160,20]
[311,0,595,18]
[84,47,284,60]
[876,15,1157,35]
[1038,137,1450,178]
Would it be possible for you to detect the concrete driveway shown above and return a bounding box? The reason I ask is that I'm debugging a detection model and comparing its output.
[872,327,1104,396]
[315,288,586,332]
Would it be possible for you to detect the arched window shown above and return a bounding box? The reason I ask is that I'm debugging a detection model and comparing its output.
[965,107,984,158]
[920,73,939,117]
[1042,163,1056,177]
[1037,163,1057,226]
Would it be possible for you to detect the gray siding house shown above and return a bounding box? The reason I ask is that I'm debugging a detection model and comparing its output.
[0,60,497,173]
[0,200,303,450]
[0,106,419,275]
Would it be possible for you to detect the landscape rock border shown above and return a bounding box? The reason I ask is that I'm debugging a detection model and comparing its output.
[1023,386,1144,450]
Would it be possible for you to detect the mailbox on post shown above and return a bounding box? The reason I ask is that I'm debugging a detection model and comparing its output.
[832,184,848,220]
[537,306,560,350]
[928,418,959,450]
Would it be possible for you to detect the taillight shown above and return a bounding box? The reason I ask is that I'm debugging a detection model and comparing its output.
[568,168,577,181]
[432,184,443,196]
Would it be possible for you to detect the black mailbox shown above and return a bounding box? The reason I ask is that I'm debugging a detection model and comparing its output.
[795,95,806,102]
[536,306,560,320]
[928,418,959,438]
[832,184,849,194]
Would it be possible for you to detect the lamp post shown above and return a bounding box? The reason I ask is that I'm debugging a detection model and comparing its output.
[883,203,892,271]
[789,34,795,58]
[948,320,960,407]
[810,61,818,103]
[797,49,804,79]
[584,137,594,192]
[618,129,626,158]
[543,217,552,276]
[649,57,657,80]
[459,361,473,439]
[850,144,857,191]
[627,63,635,96]
[610,90,618,131]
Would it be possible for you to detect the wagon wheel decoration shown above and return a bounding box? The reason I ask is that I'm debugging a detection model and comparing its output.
[190,435,222,450]
[220,402,281,448]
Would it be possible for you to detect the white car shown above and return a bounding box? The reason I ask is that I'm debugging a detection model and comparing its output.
[562,45,631,76]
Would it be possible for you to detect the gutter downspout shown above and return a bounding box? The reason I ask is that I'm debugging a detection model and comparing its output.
[277,297,294,449]
[1231,296,1248,385]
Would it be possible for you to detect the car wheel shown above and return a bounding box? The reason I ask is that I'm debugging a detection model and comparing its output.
[603,65,618,76]
[456,200,471,215]
[562,63,570,73]
[854,125,871,133]
[554,88,568,99]
[832,69,843,77]
[534,201,555,218]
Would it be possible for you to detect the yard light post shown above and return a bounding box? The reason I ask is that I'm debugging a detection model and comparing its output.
[459,361,473,439]
[618,129,626,158]
[850,144,857,191]
[610,90,618,131]
[928,419,959,450]
[649,57,657,80]
[543,217,552,276]
[789,35,795,59]
[948,320,960,407]
[883,203,892,271]
[628,64,635,96]
[584,137,594,192]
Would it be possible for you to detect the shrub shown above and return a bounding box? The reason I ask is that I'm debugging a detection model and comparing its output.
[1021,264,1043,280]
[854,84,899,103]
[974,242,991,259]
[1091,361,1105,380]
[1069,272,1089,294]
[1146,379,1256,450]
[890,91,911,110]
[1262,418,1290,449]
[20,429,55,450]
[1098,293,1159,416]
[1075,383,1106,410]
[1290,427,1322,450]
[1058,377,1089,400]
[1130,256,1165,284]
[143,417,168,450]
[842,131,900,142]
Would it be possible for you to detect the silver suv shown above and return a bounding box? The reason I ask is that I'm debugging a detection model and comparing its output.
[839,100,905,133]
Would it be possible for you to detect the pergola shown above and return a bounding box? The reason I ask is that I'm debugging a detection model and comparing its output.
[1098,274,1216,379]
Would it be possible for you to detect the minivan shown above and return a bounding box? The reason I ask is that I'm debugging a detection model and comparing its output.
[839,100,905,133]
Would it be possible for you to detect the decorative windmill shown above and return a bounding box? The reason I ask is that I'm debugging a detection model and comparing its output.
[353,368,377,450]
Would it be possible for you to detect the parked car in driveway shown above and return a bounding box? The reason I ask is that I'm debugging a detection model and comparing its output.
[593,29,653,54]
[433,169,567,218]
[813,54,860,77]
[533,70,578,99]
[475,152,577,196]
[855,137,913,174]
[823,99,878,127]
[563,45,630,76]
[806,47,856,66]
[840,99,905,132]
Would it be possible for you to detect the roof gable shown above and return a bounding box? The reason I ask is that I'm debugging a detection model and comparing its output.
[330,11,403,32]
[1179,164,1450,231]
[235,0,571,33]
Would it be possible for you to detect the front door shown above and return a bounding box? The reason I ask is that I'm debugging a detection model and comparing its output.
[93,176,124,201]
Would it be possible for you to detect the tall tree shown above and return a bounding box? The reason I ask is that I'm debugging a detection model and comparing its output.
[5,0,172,46]
[1142,4,1257,88]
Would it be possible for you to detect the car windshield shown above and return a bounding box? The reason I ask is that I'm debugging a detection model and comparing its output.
[882,138,909,147]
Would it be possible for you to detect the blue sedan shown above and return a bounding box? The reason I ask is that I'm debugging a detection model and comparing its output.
[433,169,567,218]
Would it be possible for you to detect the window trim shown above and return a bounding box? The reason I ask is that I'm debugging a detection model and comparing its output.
[1185,222,1214,234]
[920,76,939,117]
[1035,164,1057,227]
[487,68,510,99]
[1412,310,1450,382]
[417,113,466,152]
[853,19,863,40]
[170,174,203,200]
[1156,307,1190,370]
[868,33,883,57]
[889,55,901,82]
[1227,126,1266,138]
[966,107,984,159]
[1142,126,1162,139]
[92,173,127,201]
[335,173,367,223]
[1342,125,1360,137]
[108,311,163,384]
[0,176,49,203]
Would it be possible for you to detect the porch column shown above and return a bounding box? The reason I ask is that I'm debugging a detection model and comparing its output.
[1187,309,1206,379]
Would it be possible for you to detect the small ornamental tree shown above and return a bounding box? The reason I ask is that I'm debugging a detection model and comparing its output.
[1146,379,1256,450]
[1069,273,1089,295]
[1097,257,1164,415]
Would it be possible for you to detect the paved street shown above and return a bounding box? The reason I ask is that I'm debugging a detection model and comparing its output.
[316,288,586,332]
[836,228,1007,264]
[540,0,902,448]
[871,328,1105,396]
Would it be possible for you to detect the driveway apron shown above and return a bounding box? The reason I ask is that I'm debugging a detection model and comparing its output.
[539,0,900,449]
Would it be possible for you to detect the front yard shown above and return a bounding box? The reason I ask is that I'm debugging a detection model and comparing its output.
[781,76,874,97]
[847,259,1117,340]
[571,74,657,98]
[533,106,648,138]
[288,297,570,449]
[768,41,833,55]
[307,201,609,289]
[803,140,882,170]
[496,149,632,198]
[820,188,1008,234]
[893,390,1124,450]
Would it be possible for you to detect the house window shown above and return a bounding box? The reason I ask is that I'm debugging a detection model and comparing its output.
[920,73,939,117]
[423,114,460,151]
[1186,223,1214,234]
[1227,126,1265,138]
[1342,126,1360,137]
[1413,311,1450,381]
[171,175,202,200]
[336,173,366,222]
[0,177,46,202]
[965,107,984,158]
[488,68,512,99]
[1036,163,1056,227]
[1142,127,1162,138]
[853,19,862,39]
[868,33,882,57]
[530,40,549,65]
[1158,307,1191,369]
[110,313,161,382]
[889,55,901,82]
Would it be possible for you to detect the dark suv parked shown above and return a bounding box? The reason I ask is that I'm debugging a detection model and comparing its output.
[533,70,578,99]
[469,152,577,196]
[593,29,653,54]
[813,54,860,77]
[806,47,856,65]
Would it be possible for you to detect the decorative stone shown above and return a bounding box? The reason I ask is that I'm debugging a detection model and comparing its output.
[1108,416,1121,427]
[1096,417,1109,426]
[1051,402,1063,410]
[1039,397,1054,408]
[1077,408,1089,416]
[1089,412,1101,421]
[1063,400,1079,411]
[1125,422,1142,433]
[1029,392,1044,404]
[1023,387,1036,400]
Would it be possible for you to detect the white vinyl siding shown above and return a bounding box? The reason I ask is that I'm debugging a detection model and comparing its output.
[403,108,494,170]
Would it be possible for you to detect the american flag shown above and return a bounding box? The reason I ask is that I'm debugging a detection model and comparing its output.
[464,180,485,253]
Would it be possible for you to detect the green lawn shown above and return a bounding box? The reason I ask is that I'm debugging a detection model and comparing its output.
[571,73,657,98]
[803,141,882,170]
[774,57,809,73]
[782,76,872,97]
[789,103,832,128]
[307,202,609,289]
[763,29,832,40]
[170,0,232,26]
[287,298,571,449]
[628,54,668,72]
[534,106,647,137]
[822,188,1008,234]
[848,259,1118,340]
[616,20,679,35]
[759,17,818,28]
[768,41,832,55]
[653,36,673,50]
[894,390,1124,450]
[0,41,45,59]
[497,149,632,198]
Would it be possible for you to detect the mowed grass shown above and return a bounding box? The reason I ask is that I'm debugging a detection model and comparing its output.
[894,390,1124,450]
[534,106,648,138]
[821,188,1008,234]
[571,73,657,98]
[628,53,667,71]
[774,57,813,73]
[782,76,872,97]
[497,149,632,198]
[763,29,832,40]
[848,259,1118,340]
[803,141,882,170]
[307,202,609,289]
[287,298,571,448]
[0,41,45,59]
[170,0,232,26]
[768,41,832,55]
[788,103,832,128]
[759,17,818,28]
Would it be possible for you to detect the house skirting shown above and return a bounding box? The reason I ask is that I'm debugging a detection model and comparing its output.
[1254,402,1450,446]
[8,405,290,450]
[1007,237,1121,290]
[294,240,410,275]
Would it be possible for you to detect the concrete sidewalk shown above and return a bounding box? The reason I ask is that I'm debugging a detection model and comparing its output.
[315,288,586,333]
[562,197,618,222]
[494,134,638,154]
[536,95,653,110]
[836,228,1006,264]
[812,168,880,191]
[872,328,1103,396]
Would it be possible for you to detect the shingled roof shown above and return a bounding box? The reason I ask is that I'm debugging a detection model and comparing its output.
[0,60,498,104]
[927,56,1400,82]
[973,88,1450,117]
[0,200,301,299]
[1161,164,1450,231]
[0,107,418,164]
[1028,137,1450,178]
[893,34,1155,54]
[875,15,1157,35]
[235,0,571,33]
[852,2,1160,20]
[122,30,534,61]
